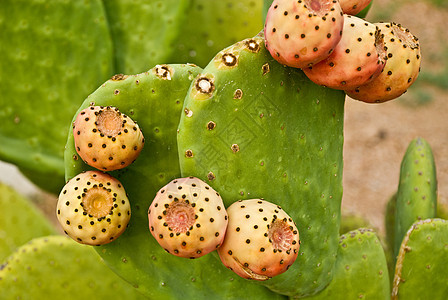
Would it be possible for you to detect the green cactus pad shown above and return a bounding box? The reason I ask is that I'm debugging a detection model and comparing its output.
[103,0,189,74]
[104,0,262,73]
[394,138,437,258]
[305,229,390,299]
[177,34,345,297]
[0,0,114,194]
[0,235,145,299]
[64,64,284,299]
[171,0,263,67]
[392,219,448,299]
[0,183,56,261]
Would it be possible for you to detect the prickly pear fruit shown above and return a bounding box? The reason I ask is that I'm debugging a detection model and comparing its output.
[303,15,386,90]
[217,199,300,281]
[264,0,344,68]
[73,105,145,171]
[56,170,131,246]
[339,0,371,15]
[346,22,421,103]
[148,177,228,258]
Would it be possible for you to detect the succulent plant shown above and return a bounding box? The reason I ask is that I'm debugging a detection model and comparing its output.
[148,177,228,258]
[264,0,344,68]
[217,199,300,281]
[303,14,386,89]
[56,170,131,246]
[73,105,145,171]
[346,22,421,103]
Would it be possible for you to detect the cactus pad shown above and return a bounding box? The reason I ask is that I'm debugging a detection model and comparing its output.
[0,236,145,299]
[394,138,437,258]
[0,0,114,193]
[171,0,263,67]
[392,219,448,299]
[177,34,346,297]
[0,183,56,261]
[64,64,284,299]
[305,229,390,299]
[103,0,189,74]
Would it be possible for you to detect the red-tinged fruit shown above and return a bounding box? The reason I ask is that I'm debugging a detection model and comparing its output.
[303,15,386,90]
[339,0,371,15]
[57,171,131,246]
[217,199,300,281]
[148,177,228,258]
[73,105,145,171]
[264,0,345,68]
[346,22,421,103]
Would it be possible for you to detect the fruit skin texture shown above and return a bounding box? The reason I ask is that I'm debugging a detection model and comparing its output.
[217,199,300,281]
[346,22,421,103]
[73,105,145,171]
[57,170,131,246]
[264,0,344,68]
[303,15,386,90]
[339,0,371,15]
[148,177,228,258]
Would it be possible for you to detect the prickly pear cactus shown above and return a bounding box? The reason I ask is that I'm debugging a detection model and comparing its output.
[64,64,284,299]
[0,183,56,261]
[104,0,263,74]
[0,236,146,299]
[304,229,390,299]
[103,0,189,74]
[177,34,345,297]
[392,219,448,299]
[394,138,437,258]
[0,0,114,193]
[171,0,263,67]
[339,213,373,235]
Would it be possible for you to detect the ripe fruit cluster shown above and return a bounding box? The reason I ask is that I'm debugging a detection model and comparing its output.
[264,0,421,103]
[148,177,301,280]
[57,105,145,246]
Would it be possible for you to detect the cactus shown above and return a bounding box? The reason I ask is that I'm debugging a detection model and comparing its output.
[172,0,263,67]
[217,199,300,281]
[0,0,114,193]
[148,177,228,258]
[0,183,56,261]
[56,171,132,246]
[303,15,386,90]
[103,0,262,73]
[304,229,390,299]
[73,105,145,171]
[177,34,345,297]
[0,235,146,299]
[264,0,344,69]
[63,64,284,299]
[392,219,448,299]
[393,138,437,259]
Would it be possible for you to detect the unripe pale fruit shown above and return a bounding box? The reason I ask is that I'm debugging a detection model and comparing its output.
[217,199,300,281]
[57,171,131,246]
[73,105,145,171]
[264,0,344,68]
[148,177,228,258]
